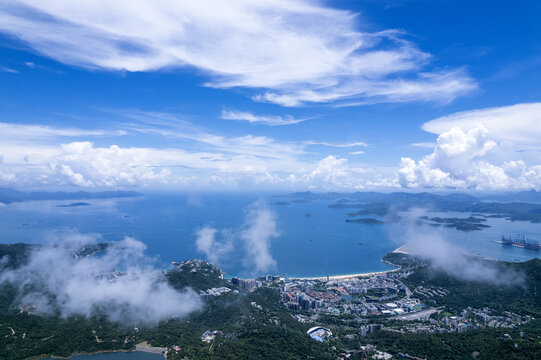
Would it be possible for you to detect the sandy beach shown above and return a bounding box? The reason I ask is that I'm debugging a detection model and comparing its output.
[290,268,400,282]
[289,245,410,281]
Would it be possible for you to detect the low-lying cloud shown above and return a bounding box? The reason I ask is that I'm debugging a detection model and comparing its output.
[240,201,279,274]
[195,227,234,265]
[0,232,201,325]
[391,209,524,285]
[195,201,278,275]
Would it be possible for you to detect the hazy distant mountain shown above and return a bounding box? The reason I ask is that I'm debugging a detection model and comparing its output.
[282,191,479,205]
[0,187,141,204]
[480,189,541,203]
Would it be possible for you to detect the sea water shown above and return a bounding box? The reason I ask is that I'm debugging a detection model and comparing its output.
[1,193,540,277]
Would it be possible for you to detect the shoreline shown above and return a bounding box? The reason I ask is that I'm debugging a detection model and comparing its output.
[289,246,406,281]
[33,349,136,360]
[289,266,400,281]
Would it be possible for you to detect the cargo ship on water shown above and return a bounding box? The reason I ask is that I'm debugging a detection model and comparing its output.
[493,234,541,251]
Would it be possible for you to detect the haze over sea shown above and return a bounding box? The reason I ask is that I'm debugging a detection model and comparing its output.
[1,193,540,278]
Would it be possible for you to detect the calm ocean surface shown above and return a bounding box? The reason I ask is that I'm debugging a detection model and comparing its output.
[1,193,540,278]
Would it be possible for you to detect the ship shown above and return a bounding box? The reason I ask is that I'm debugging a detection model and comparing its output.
[495,234,541,251]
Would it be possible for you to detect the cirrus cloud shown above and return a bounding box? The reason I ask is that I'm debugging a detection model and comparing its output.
[0,0,475,106]
[220,110,306,126]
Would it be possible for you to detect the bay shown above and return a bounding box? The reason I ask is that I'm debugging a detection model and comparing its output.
[0,193,540,278]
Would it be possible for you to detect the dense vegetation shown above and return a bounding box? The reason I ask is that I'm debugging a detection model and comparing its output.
[367,324,541,360]
[0,243,37,269]
[384,252,541,316]
[1,244,540,359]
[0,253,335,360]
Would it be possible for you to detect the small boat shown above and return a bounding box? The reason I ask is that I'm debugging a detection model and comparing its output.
[358,242,363,245]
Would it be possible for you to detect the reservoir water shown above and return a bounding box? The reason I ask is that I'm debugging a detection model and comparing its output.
[42,352,162,360]
[1,193,540,277]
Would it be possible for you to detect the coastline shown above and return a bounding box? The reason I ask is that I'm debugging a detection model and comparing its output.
[289,245,406,281]
[33,349,135,360]
[289,267,400,282]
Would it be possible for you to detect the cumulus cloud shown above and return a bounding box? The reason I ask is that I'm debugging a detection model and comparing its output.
[220,110,306,126]
[0,113,382,190]
[0,232,201,325]
[399,103,541,190]
[0,0,475,106]
[195,201,278,275]
[392,209,524,285]
[286,155,370,190]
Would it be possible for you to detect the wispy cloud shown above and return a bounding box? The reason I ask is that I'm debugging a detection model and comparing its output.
[422,102,541,146]
[410,142,437,148]
[0,65,18,73]
[0,1,475,106]
[0,122,119,141]
[220,110,306,126]
[305,140,368,148]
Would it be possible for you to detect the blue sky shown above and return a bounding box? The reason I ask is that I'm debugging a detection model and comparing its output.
[0,0,540,191]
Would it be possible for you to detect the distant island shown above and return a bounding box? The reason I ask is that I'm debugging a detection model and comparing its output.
[56,202,91,207]
[271,201,290,206]
[421,215,491,231]
[346,218,385,224]
[276,191,541,228]
[0,187,142,204]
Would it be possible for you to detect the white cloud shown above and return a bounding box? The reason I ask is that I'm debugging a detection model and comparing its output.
[422,102,541,147]
[399,118,541,190]
[0,232,201,324]
[0,65,18,73]
[0,134,375,190]
[195,227,234,265]
[220,110,306,126]
[0,122,114,141]
[410,142,437,148]
[256,68,476,107]
[305,140,368,148]
[240,201,278,274]
[0,1,475,106]
[286,155,369,190]
[194,202,278,275]
[390,210,524,285]
[399,103,541,190]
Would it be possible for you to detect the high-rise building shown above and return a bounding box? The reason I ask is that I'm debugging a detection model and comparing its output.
[359,326,367,337]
